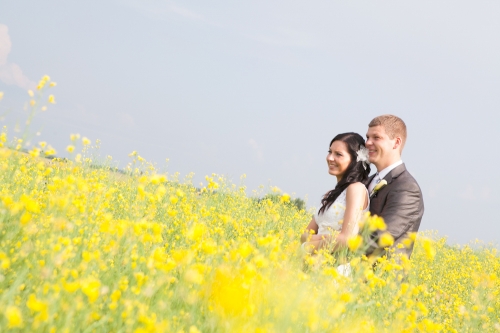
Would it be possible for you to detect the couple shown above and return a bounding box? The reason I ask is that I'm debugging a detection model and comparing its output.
[300,115,424,270]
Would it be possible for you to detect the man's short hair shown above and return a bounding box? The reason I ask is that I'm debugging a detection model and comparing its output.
[369,115,407,151]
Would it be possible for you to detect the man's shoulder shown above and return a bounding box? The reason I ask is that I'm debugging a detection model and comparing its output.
[393,168,421,192]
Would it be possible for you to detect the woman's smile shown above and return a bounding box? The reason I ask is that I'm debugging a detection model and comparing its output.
[328,163,338,169]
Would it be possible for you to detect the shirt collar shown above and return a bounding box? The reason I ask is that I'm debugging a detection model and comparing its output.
[377,160,403,180]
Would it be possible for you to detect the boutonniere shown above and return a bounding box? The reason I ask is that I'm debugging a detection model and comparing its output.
[370,179,388,198]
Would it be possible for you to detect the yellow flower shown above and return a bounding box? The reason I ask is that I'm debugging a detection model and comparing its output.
[39,141,47,149]
[20,212,32,225]
[48,95,56,104]
[210,267,250,316]
[36,76,50,90]
[1,258,10,270]
[367,215,386,231]
[29,148,40,157]
[422,238,436,260]
[50,82,57,87]
[280,193,291,203]
[6,306,23,328]
[82,137,91,145]
[26,294,47,312]
[189,326,202,333]
[110,290,121,302]
[81,279,101,303]
[28,90,34,97]
[378,232,394,248]
[237,242,253,258]
[0,92,3,100]
[187,224,205,241]
[44,146,57,156]
[30,100,36,106]
[340,292,352,302]
[347,235,363,252]
[402,232,417,248]
[66,145,75,153]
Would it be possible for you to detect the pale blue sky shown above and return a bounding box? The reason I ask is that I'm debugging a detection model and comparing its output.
[1,1,499,244]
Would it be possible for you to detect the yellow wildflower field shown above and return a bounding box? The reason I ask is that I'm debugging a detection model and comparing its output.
[0,76,499,332]
[0,144,498,333]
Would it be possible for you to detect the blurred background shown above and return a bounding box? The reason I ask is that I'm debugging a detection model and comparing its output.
[1,1,499,244]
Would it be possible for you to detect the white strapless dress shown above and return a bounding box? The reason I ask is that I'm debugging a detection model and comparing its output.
[311,187,370,276]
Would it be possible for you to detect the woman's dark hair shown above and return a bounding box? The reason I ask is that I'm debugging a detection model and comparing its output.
[318,132,371,215]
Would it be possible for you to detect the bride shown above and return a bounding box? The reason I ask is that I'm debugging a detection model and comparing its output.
[300,132,371,273]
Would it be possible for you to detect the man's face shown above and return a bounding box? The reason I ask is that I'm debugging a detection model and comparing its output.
[365,125,399,168]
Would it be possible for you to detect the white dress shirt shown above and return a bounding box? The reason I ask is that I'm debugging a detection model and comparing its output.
[368,160,403,193]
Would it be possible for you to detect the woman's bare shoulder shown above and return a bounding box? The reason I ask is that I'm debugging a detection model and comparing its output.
[346,182,367,193]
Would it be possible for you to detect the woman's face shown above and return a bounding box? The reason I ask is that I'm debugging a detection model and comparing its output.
[326,140,352,178]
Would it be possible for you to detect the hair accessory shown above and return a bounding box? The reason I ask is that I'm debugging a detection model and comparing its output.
[356,146,369,170]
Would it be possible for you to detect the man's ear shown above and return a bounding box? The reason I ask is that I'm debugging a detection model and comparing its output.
[393,137,402,150]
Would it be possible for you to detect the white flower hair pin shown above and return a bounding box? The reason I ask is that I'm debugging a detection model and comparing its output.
[356,146,369,170]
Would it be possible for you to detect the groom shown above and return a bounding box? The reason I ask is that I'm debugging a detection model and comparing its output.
[365,115,424,259]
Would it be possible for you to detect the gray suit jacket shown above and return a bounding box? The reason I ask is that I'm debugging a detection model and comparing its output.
[365,163,424,259]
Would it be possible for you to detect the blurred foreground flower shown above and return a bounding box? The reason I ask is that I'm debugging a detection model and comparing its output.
[378,232,394,247]
[6,306,23,328]
[347,235,363,252]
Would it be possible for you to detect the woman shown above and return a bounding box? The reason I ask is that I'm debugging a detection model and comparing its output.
[300,132,371,266]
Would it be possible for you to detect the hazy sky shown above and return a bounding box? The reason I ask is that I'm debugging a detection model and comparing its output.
[1,1,499,245]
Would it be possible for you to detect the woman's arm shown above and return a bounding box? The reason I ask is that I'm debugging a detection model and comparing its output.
[333,182,367,249]
[302,183,367,253]
[300,217,319,243]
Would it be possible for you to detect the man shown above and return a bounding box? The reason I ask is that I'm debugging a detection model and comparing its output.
[365,115,424,259]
